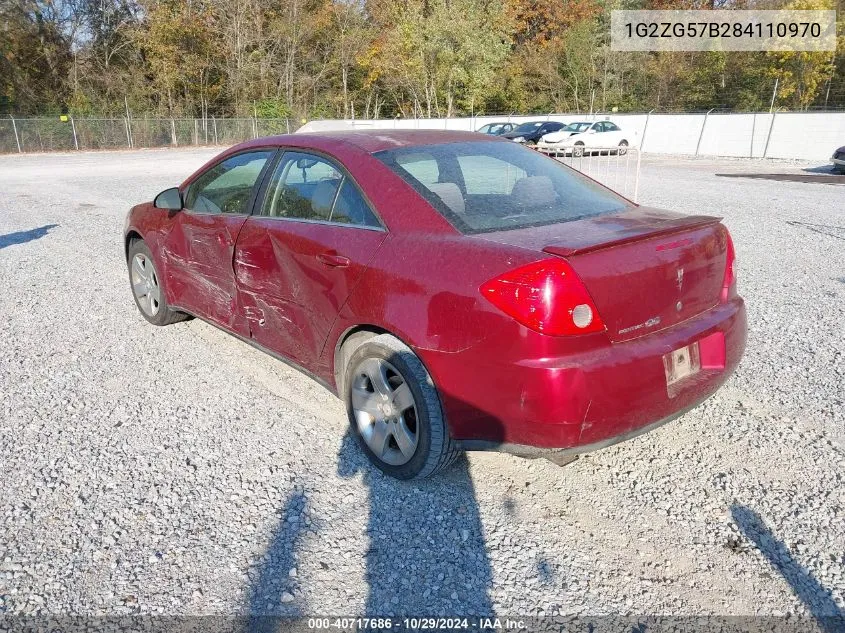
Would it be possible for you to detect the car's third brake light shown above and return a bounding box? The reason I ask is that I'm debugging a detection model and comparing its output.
[721,229,737,302]
[480,259,605,336]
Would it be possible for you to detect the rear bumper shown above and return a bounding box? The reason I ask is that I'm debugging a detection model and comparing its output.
[420,297,746,450]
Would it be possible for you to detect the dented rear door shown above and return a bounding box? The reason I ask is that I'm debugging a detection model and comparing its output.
[233,150,388,368]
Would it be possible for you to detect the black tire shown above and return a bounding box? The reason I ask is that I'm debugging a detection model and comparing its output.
[618,140,629,155]
[573,142,585,157]
[342,333,461,480]
[126,239,188,326]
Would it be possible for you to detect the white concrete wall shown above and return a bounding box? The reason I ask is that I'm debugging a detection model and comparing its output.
[304,112,843,162]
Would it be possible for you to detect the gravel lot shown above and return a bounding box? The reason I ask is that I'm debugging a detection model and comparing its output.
[0,148,843,622]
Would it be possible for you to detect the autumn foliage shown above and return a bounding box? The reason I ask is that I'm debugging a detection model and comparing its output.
[0,0,841,118]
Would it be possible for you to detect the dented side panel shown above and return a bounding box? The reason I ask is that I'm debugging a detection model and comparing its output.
[234,217,387,368]
[161,211,251,335]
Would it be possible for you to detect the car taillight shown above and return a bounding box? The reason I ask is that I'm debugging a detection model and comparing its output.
[480,259,605,336]
[722,230,737,302]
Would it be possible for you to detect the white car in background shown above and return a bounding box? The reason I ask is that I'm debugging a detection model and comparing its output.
[536,120,634,157]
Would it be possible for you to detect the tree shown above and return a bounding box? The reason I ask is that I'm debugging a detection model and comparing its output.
[0,0,73,114]
[136,0,221,115]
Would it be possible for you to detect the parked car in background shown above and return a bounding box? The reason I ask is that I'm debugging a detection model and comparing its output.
[502,121,566,145]
[125,130,745,481]
[476,122,516,136]
[537,120,633,157]
[831,146,845,174]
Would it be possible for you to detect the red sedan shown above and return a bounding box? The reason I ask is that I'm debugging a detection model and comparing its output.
[124,130,746,480]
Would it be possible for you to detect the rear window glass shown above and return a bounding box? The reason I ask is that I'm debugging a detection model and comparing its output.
[375,141,628,234]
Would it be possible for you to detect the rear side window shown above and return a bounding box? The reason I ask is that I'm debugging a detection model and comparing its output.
[260,151,381,228]
[376,141,627,234]
[262,152,343,221]
[332,180,381,227]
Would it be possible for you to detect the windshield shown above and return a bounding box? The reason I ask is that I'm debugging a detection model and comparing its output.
[563,122,592,133]
[375,141,628,234]
[513,122,543,134]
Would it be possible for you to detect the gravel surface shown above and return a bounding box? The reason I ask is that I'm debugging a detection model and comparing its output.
[0,148,842,620]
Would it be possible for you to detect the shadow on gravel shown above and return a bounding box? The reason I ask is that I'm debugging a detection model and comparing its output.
[0,223,58,250]
[337,432,494,617]
[731,504,845,633]
[715,173,845,185]
[245,490,308,632]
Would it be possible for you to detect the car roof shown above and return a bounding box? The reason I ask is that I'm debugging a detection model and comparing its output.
[239,129,505,154]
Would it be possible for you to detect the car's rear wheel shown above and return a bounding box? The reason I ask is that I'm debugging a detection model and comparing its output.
[618,140,629,155]
[573,142,585,157]
[342,333,460,480]
[127,239,188,326]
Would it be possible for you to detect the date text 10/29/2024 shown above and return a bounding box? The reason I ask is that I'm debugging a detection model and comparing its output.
[307,618,527,631]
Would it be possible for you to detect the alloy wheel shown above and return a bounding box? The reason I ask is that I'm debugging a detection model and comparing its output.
[131,253,161,317]
[350,358,419,466]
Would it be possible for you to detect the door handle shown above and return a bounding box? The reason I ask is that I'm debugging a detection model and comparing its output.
[317,252,350,268]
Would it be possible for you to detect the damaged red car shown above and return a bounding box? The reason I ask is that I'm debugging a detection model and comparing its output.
[124,130,746,479]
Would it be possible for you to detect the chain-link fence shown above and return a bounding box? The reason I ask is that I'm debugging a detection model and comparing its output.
[0,117,294,154]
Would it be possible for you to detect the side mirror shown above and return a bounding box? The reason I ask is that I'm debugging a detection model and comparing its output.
[154,187,183,210]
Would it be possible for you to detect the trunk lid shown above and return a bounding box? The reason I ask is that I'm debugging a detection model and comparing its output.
[481,207,729,342]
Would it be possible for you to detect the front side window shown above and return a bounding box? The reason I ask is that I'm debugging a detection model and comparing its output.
[184,151,273,214]
[376,141,628,234]
[260,151,380,228]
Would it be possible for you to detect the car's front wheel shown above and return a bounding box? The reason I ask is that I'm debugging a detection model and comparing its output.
[342,333,460,480]
[127,239,188,326]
